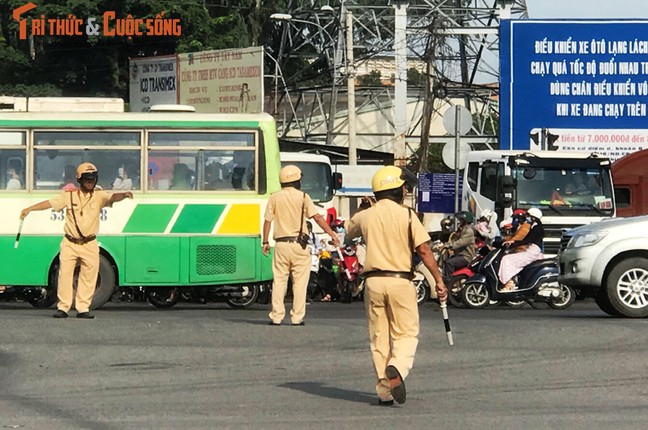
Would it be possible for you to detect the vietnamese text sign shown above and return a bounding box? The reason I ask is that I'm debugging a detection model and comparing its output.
[501,20,648,152]
[178,47,264,113]
[129,55,178,112]
[417,173,462,213]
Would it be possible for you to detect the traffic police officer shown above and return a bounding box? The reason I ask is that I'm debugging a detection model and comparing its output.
[346,166,447,405]
[262,165,340,326]
[20,162,133,319]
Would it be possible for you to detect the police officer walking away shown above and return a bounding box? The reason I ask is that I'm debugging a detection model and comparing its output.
[346,166,447,406]
[20,163,133,319]
[262,165,340,326]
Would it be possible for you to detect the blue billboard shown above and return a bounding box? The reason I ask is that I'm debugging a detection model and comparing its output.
[417,172,462,213]
[500,20,648,159]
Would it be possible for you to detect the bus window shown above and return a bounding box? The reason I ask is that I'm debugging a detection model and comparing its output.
[33,131,141,191]
[0,131,26,191]
[148,131,257,192]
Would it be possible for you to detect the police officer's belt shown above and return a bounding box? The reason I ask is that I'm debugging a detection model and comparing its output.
[363,270,413,280]
[275,236,300,243]
[65,234,97,244]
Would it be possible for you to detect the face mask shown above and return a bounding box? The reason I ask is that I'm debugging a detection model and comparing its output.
[118,167,124,178]
[335,226,344,233]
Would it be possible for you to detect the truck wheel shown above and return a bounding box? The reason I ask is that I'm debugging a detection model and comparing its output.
[606,257,648,318]
[462,282,490,309]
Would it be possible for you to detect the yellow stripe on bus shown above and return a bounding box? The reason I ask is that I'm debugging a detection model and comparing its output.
[217,204,261,235]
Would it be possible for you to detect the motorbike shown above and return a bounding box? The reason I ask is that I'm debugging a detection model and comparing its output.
[0,285,57,308]
[412,240,444,305]
[461,244,576,310]
[146,284,268,309]
[336,245,362,303]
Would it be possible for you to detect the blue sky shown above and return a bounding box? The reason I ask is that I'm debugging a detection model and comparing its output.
[526,0,648,18]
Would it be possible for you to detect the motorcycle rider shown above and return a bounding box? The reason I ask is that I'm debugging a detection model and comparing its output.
[442,211,476,282]
[498,208,545,291]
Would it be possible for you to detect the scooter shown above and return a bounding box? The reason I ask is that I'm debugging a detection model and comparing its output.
[0,285,56,308]
[145,284,267,309]
[336,245,362,303]
[461,244,576,310]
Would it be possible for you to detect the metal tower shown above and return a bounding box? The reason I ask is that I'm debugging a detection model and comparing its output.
[267,0,530,164]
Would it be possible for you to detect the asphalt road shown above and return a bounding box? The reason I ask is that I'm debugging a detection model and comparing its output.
[1,299,647,430]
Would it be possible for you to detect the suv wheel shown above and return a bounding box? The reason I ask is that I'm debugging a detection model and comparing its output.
[606,257,648,318]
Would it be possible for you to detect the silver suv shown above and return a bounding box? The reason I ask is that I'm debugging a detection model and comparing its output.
[558,216,648,318]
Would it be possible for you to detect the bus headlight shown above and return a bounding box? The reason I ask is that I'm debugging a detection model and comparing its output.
[567,231,608,248]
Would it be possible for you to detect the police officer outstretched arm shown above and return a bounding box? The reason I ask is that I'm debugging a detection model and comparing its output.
[19,163,133,320]
[20,200,53,219]
[346,166,448,407]
[109,191,134,204]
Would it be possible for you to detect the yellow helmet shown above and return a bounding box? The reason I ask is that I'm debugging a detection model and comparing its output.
[371,165,417,193]
[279,164,302,184]
[76,162,98,180]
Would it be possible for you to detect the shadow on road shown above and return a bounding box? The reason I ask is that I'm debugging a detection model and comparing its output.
[279,381,375,405]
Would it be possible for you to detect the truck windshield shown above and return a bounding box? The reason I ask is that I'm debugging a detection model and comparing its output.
[283,161,333,203]
[513,166,614,215]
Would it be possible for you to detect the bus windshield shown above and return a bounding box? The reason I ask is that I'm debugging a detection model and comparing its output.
[513,166,615,215]
[283,161,333,203]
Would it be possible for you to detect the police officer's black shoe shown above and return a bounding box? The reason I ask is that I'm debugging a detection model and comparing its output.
[268,321,281,326]
[76,312,95,319]
[52,310,68,319]
[378,399,394,406]
[291,321,305,326]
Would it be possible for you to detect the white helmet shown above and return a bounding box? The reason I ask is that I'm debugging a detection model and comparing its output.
[527,207,543,220]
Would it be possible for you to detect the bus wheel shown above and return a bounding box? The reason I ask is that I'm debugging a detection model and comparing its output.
[90,255,116,310]
[226,285,260,309]
[46,255,115,310]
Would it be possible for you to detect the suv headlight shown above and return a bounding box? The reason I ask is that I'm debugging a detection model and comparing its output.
[567,231,608,248]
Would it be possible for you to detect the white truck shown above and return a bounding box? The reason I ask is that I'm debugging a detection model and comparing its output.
[280,152,342,230]
[462,150,616,256]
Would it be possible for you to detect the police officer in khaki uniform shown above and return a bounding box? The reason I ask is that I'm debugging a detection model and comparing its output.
[20,162,133,319]
[262,165,340,326]
[346,166,447,406]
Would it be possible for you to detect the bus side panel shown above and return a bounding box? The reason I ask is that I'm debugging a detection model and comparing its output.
[188,236,257,283]
[0,236,60,285]
[124,237,181,283]
[260,243,273,282]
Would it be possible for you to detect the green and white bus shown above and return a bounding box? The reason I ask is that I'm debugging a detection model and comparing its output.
[0,111,281,309]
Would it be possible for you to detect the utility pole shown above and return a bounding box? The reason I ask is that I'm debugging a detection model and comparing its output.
[346,10,357,166]
[393,1,408,167]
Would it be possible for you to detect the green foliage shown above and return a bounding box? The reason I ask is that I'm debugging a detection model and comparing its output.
[357,70,382,87]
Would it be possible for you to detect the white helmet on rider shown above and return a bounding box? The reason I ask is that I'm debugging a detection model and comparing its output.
[527,207,543,221]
